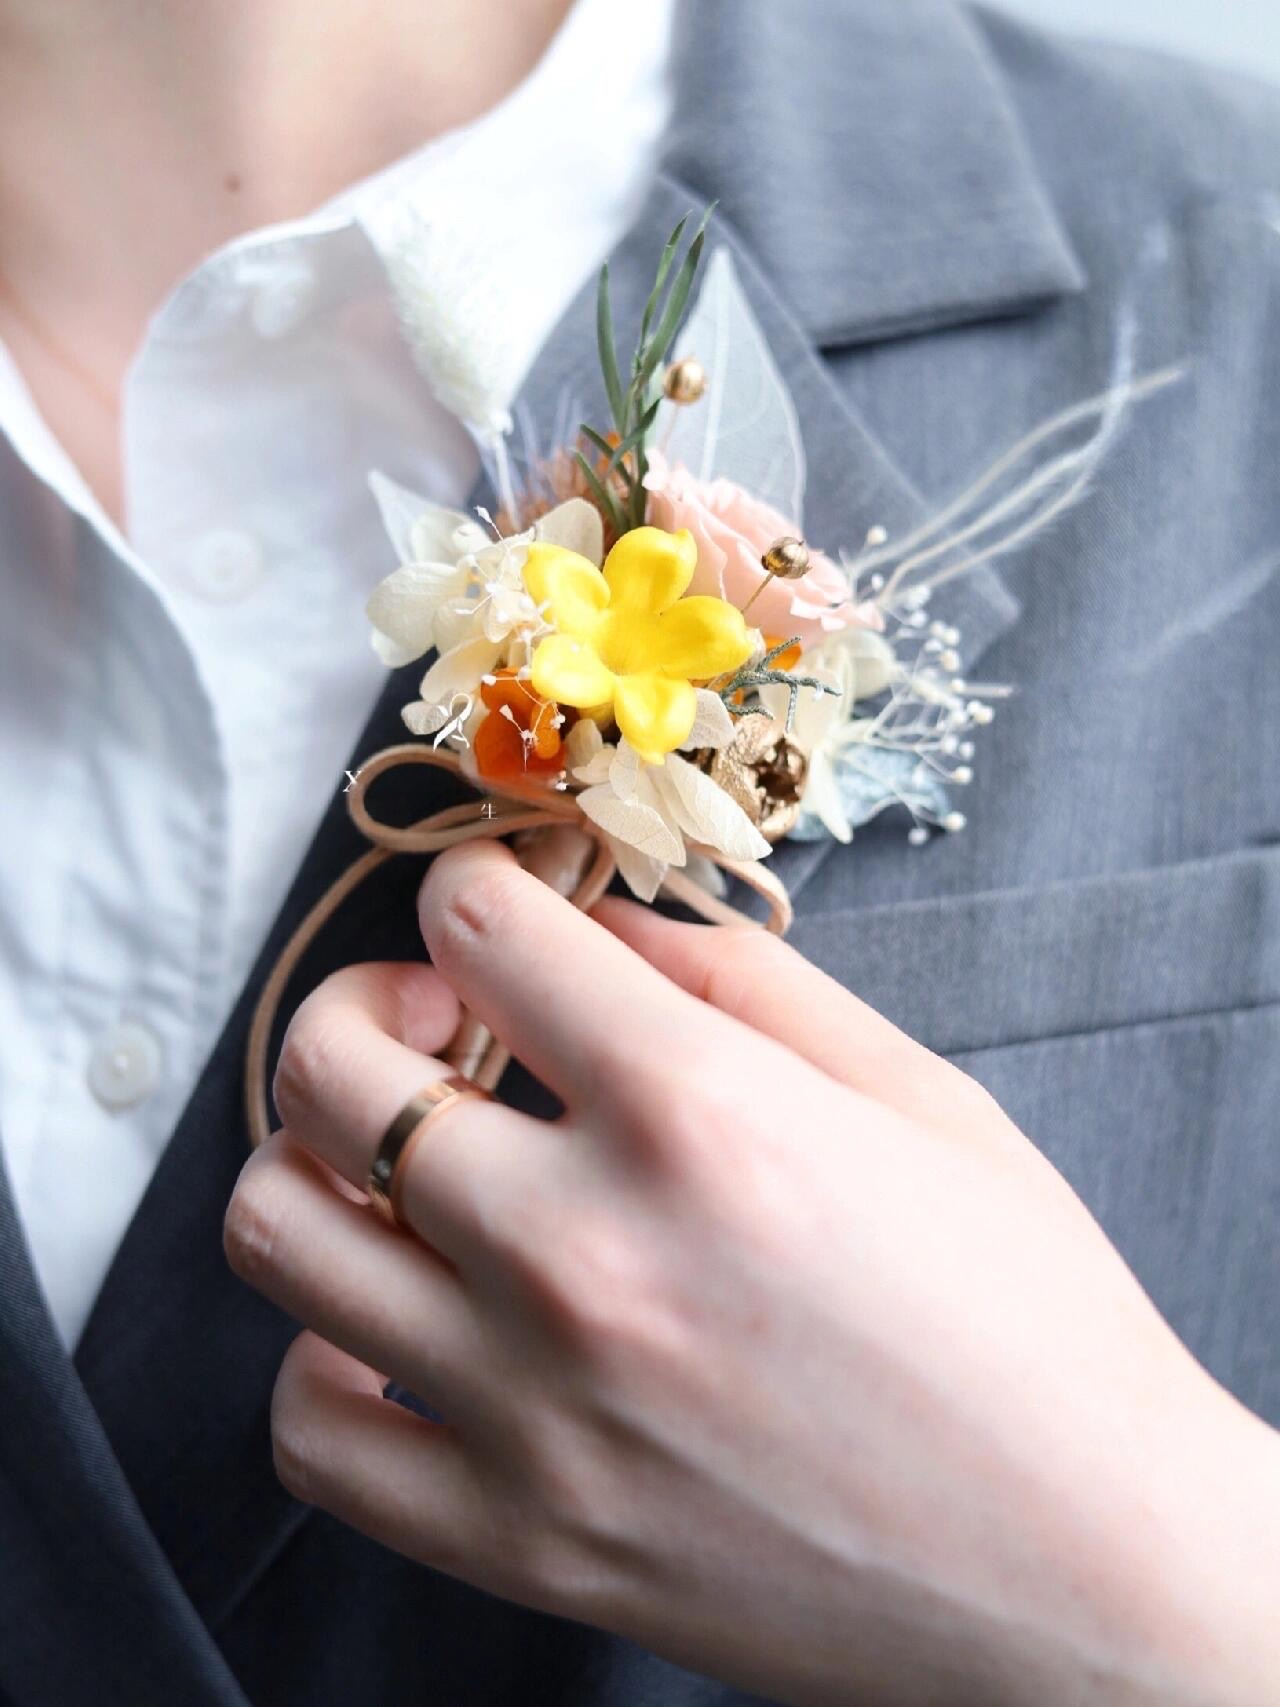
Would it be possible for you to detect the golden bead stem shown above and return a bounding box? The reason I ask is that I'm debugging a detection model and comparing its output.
[761,536,811,579]
[663,357,707,404]
[739,573,776,621]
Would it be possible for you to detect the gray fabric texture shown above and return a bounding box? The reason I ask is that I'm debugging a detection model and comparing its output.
[0,4,1277,1704]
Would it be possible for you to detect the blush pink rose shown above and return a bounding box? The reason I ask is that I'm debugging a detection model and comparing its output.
[644,454,880,645]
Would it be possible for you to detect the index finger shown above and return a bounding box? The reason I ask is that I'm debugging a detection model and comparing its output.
[416,840,731,1112]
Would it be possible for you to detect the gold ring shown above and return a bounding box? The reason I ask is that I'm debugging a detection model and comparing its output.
[367,1073,489,1228]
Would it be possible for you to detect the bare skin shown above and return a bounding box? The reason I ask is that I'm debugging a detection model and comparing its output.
[0,0,572,524]
[226,840,1280,1706]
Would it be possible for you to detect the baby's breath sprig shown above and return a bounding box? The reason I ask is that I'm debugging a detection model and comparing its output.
[580,207,714,536]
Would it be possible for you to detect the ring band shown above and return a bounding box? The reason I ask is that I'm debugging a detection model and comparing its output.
[367,1073,489,1228]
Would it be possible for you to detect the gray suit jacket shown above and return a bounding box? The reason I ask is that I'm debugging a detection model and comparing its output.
[3,4,1277,1704]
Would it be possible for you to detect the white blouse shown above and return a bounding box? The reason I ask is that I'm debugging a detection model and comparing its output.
[0,0,676,1349]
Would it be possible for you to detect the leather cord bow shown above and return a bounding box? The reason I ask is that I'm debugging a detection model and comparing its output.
[244,742,793,1149]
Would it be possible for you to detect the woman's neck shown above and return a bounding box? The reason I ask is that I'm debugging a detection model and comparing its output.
[0,0,572,523]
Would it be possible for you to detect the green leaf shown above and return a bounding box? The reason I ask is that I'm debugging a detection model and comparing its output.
[579,423,617,460]
[579,425,636,492]
[584,206,716,538]
[638,213,689,349]
[631,208,692,382]
[636,212,712,389]
[611,412,658,469]
[573,449,627,536]
[628,397,662,528]
[595,264,626,432]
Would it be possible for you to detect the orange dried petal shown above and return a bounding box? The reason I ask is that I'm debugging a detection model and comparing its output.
[526,697,562,759]
[474,670,563,779]
[764,635,803,671]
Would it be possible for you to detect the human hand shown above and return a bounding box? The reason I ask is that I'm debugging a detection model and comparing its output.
[225,840,1280,1707]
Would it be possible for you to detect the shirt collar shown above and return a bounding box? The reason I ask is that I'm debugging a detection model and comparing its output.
[0,0,1080,531]
[663,0,1087,346]
[0,0,678,534]
[130,0,676,333]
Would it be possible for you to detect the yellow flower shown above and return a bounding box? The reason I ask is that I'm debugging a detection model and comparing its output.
[523,526,752,763]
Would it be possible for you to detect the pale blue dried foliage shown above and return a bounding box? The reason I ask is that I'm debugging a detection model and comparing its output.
[790,746,953,842]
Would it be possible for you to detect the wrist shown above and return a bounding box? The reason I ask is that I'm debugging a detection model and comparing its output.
[1114,1378,1280,1706]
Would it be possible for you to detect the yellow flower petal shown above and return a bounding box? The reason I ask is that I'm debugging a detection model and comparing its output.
[613,672,698,762]
[522,543,609,638]
[602,526,697,615]
[529,633,616,707]
[649,596,753,679]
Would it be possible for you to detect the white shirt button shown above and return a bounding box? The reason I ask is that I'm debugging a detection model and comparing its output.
[154,265,247,343]
[87,1020,164,1111]
[251,256,318,339]
[184,528,267,602]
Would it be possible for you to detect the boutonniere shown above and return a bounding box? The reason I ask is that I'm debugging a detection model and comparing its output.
[245,211,1181,1139]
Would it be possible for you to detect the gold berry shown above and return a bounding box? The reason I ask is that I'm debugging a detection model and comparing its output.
[761,536,811,579]
[663,357,707,404]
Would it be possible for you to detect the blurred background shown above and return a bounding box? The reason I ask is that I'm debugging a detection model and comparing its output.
[996,0,1280,85]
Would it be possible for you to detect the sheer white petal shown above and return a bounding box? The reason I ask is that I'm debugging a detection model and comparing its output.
[369,470,471,565]
[605,836,669,903]
[367,561,468,663]
[416,637,502,704]
[535,499,605,567]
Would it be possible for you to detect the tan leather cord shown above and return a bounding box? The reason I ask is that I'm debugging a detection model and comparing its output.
[244,742,793,1149]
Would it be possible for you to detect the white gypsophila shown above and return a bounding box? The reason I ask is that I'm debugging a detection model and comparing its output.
[367,519,535,669]
[764,616,997,845]
[431,534,545,654]
[365,475,489,668]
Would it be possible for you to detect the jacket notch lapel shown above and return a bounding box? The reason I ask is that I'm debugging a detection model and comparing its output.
[621,173,1023,903]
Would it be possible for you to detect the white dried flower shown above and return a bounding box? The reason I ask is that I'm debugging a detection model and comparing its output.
[566,722,768,902]
[380,207,521,441]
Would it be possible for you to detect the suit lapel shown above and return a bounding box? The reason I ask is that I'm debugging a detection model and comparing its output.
[651,0,1089,897]
[661,185,1026,901]
[664,0,1086,348]
[0,0,1090,1679]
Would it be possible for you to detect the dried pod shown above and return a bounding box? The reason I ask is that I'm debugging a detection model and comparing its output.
[761,536,811,579]
[707,712,809,842]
